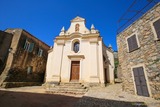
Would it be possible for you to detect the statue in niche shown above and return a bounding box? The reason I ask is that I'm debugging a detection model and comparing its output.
[75,24,80,32]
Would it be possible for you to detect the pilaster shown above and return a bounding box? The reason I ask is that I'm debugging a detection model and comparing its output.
[89,37,99,82]
[51,40,65,82]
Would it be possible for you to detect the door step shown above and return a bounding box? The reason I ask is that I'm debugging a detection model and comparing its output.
[45,82,88,95]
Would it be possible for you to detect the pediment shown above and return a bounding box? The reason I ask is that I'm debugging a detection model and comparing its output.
[71,16,85,22]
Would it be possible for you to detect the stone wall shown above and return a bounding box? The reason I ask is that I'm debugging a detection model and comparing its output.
[0,31,13,74]
[0,29,50,87]
[12,30,48,77]
[117,3,160,99]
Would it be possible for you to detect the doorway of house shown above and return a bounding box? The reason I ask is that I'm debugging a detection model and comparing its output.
[133,66,149,97]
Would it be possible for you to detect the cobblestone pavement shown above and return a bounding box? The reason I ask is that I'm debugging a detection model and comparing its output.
[76,83,160,107]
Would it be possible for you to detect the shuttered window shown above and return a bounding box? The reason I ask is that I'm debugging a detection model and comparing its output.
[153,19,160,39]
[127,34,139,52]
[24,40,30,51]
[27,66,33,74]
[24,39,34,52]
[37,48,43,57]
[29,43,34,52]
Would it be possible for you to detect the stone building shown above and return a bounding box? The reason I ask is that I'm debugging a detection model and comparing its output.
[117,3,160,99]
[0,29,50,87]
[45,16,114,87]
[0,31,13,75]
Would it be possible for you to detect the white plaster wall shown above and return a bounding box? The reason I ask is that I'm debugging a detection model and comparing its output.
[60,38,91,83]
[46,50,54,82]
[80,40,90,82]
[106,50,115,83]
[89,42,99,82]
[61,41,71,82]
[46,37,114,84]
[66,21,90,35]
[46,42,64,82]
[98,40,105,84]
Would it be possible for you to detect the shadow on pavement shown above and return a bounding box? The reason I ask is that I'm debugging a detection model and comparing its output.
[0,90,80,107]
[75,96,147,107]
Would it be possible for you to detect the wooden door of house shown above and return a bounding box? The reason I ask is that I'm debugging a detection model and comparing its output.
[70,61,80,81]
[133,67,149,97]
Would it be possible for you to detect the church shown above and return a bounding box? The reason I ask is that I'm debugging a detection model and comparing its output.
[45,16,114,86]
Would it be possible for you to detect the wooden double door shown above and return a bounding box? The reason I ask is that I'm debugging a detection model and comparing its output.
[70,61,80,81]
[133,67,149,97]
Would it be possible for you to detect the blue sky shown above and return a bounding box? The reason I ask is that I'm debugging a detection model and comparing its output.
[0,0,156,50]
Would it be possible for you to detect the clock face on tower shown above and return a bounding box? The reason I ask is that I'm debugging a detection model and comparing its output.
[75,24,80,32]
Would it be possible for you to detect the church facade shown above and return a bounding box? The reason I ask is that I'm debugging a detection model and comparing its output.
[45,16,114,86]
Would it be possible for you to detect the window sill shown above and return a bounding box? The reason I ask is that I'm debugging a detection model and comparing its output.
[70,51,81,54]
[154,38,160,41]
[128,47,140,53]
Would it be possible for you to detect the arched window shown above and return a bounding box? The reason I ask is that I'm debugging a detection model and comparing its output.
[73,42,79,53]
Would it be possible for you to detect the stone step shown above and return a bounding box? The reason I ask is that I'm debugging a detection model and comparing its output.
[54,85,86,89]
[46,88,88,94]
[45,82,88,95]
[46,90,86,95]
[49,88,87,92]
[60,82,81,84]
[60,82,83,86]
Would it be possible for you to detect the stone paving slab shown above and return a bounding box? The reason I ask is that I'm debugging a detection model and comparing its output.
[82,83,160,107]
[75,96,147,107]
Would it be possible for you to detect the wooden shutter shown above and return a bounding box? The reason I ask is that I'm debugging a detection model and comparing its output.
[29,43,34,52]
[131,35,138,50]
[40,49,43,57]
[127,37,132,52]
[23,39,28,50]
[27,66,33,74]
[127,34,138,52]
[153,19,160,39]
[38,48,43,57]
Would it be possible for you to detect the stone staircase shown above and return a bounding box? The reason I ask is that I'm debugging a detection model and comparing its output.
[45,82,88,95]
